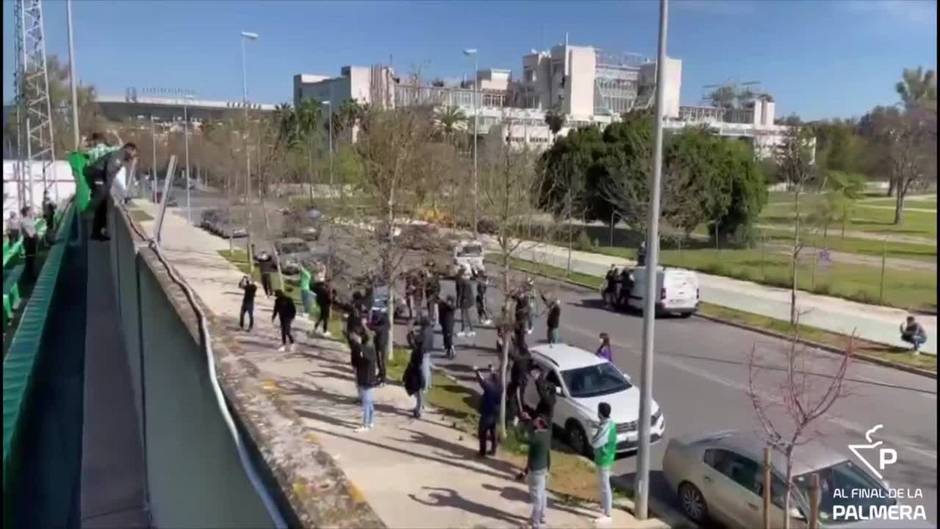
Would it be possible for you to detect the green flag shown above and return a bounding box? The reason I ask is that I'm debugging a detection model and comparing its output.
[68,151,91,213]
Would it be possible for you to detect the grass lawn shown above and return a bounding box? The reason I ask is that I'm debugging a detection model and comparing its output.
[761,202,937,239]
[219,249,305,307]
[762,231,936,262]
[384,348,609,504]
[497,254,936,373]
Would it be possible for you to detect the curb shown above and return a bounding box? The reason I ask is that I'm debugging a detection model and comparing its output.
[692,312,937,380]
[499,259,937,380]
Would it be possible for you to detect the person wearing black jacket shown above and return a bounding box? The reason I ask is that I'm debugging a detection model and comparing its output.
[405,316,434,418]
[532,366,557,424]
[456,272,475,337]
[355,332,380,432]
[425,271,440,324]
[238,275,258,331]
[603,265,618,306]
[271,289,297,352]
[506,344,532,427]
[541,294,561,344]
[84,142,138,240]
[475,273,491,325]
[255,251,275,297]
[371,311,389,384]
[438,295,457,359]
[314,281,333,336]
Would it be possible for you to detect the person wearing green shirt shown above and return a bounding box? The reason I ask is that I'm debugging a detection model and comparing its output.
[591,402,617,524]
[298,263,316,321]
[520,416,551,528]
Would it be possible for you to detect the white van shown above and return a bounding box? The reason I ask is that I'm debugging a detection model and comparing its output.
[453,240,485,276]
[627,266,699,317]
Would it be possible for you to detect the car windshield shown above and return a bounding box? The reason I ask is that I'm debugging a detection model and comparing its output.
[458,244,483,257]
[277,242,308,255]
[561,362,631,398]
[794,460,895,522]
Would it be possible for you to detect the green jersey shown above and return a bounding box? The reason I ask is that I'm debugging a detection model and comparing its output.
[299,266,312,292]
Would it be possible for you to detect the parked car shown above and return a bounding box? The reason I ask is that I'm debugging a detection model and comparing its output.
[368,284,408,325]
[200,209,247,239]
[522,343,665,457]
[661,430,930,529]
[602,266,699,317]
[452,239,485,277]
[273,237,315,276]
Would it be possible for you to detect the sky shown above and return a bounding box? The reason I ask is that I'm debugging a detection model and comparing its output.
[2,0,937,120]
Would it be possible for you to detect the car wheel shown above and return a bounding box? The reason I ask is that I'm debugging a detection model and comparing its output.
[679,311,693,319]
[566,421,591,457]
[678,482,708,524]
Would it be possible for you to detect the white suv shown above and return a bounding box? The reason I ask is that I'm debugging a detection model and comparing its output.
[523,344,666,457]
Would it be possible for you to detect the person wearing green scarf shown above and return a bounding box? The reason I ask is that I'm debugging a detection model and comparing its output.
[298,262,316,321]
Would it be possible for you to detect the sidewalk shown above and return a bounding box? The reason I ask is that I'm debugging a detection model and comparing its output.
[477,235,937,355]
[129,201,667,529]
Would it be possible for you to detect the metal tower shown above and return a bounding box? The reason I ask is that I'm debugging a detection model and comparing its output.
[14,0,57,207]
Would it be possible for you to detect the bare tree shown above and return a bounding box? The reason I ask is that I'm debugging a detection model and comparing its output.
[477,121,547,439]
[747,323,853,529]
[354,106,436,362]
[775,125,819,325]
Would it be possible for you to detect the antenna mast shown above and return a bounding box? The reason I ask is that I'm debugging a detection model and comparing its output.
[14,0,57,207]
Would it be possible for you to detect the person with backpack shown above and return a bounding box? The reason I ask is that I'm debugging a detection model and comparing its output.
[591,402,617,525]
[238,275,258,331]
[355,332,380,432]
[271,289,297,352]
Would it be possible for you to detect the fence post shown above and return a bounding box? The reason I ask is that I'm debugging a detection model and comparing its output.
[809,473,820,529]
[763,447,772,529]
[760,232,766,280]
[879,237,887,304]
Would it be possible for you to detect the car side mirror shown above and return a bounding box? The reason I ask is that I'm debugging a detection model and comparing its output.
[554,385,562,396]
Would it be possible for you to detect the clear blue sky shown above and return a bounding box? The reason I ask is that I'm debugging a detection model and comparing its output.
[2,0,936,120]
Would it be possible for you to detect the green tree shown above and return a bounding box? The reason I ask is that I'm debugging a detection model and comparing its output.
[896,67,937,111]
[432,105,467,143]
[544,110,566,140]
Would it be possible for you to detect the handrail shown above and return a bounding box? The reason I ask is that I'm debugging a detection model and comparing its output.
[2,201,75,490]
[112,197,287,528]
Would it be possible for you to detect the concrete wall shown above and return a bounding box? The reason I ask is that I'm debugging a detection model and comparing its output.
[106,207,277,529]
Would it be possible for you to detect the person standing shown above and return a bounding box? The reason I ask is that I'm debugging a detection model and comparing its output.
[596,333,612,362]
[591,402,617,525]
[313,280,333,336]
[541,294,561,345]
[617,267,634,309]
[407,316,434,419]
[238,275,258,331]
[474,365,502,457]
[298,262,315,321]
[438,295,457,359]
[355,332,380,432]
[255,251,275,297]
[425,270,440,324]
[519,416,551,529]
[532,365,557,424]
[636,240,647,267]
[457,270,475,337]
[345,292,367,346]
[84,142,138,241]
[507,344,531,427]
[19,207,38,280]
[475,272,492,325]
[42,192,56,244]
[372,310,389,384]
[603,265,618,306]
[6,211,19,246]
[271,289,297,352]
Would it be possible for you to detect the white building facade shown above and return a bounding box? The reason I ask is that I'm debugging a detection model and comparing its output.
[292,40,799,158]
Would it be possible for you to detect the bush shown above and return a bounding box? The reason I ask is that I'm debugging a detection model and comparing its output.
[573,230,594,251]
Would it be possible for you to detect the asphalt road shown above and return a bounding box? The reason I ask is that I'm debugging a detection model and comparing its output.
[178,187,938,526]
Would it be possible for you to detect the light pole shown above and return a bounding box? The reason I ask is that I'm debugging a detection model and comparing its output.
[634,0,669,520]
[322,100,333,190]
[241,30,259,271]
[151,114,158,202]
[184,94,193,223]
[66,0,80,151]
[463,48,479,238]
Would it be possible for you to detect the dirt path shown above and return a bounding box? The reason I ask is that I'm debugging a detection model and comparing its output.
[756,224,936,247]
[766,242,937,272]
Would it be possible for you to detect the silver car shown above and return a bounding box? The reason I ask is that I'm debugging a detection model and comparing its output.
[662,430,932,529]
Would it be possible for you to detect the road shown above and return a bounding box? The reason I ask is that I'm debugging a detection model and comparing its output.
[176,188,938,525]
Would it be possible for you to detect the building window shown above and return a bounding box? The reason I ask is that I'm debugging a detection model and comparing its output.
[525,69,535,83]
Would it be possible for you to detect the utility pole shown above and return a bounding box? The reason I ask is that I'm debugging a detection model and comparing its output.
[464,48,479,237]
[241,31,259,271]
[184,95,192,223]
[634,0,668,520]
[151,114,158,202]
[66,0,80,150]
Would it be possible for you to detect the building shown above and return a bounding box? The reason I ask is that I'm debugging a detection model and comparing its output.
[95,89,277,127]
[292,38,801,158]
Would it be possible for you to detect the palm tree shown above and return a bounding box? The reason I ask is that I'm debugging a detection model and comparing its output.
[896,67,937,111]
[433,105,467,142]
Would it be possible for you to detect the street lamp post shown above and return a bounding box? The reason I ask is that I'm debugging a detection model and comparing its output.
[151,114,158,202]
[463,48,479,237]
[65,0,80,151]
[184,94,193,223]
[634,0,669,520]
[241,30,259,271]
[322,100,333,190]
